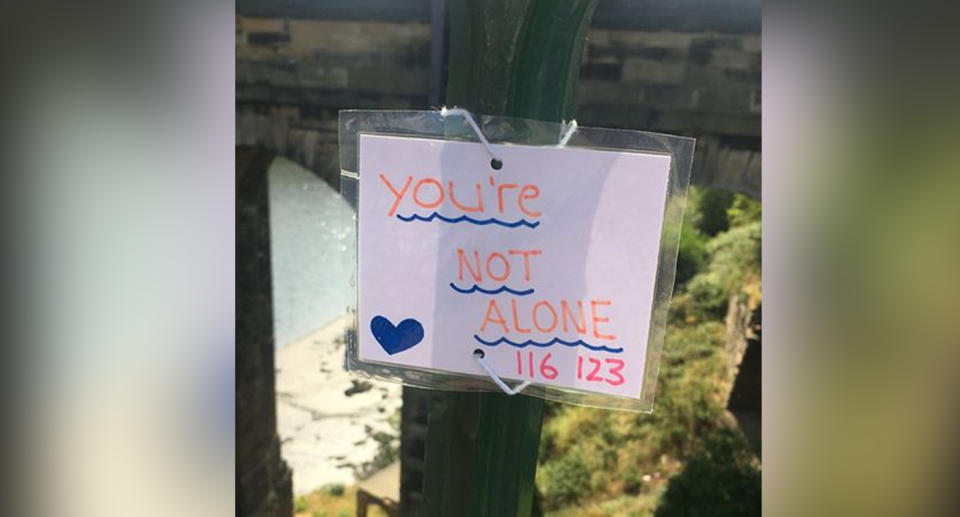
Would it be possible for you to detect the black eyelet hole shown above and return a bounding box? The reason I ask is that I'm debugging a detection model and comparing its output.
[473,348,485,358]
[490,158,503,170]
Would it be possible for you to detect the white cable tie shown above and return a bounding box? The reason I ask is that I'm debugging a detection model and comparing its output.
[472,349,531,396]
[440,106,503,165]
[557,119,578,147]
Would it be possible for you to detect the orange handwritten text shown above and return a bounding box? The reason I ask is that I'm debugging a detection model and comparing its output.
[379,174,541,218]
[479,298,615,339]
[456,248,542,284]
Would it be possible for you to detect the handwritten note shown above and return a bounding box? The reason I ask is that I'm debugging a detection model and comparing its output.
[357,134,671,398]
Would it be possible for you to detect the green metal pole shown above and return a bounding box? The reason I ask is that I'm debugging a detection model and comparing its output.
[421,2,598,516]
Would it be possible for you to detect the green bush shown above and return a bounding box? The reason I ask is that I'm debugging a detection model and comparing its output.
[682,186,704,231]
[622,470,642,495]
[678,220,761,323]
[675,187,748,287]
[655,430,761,517]
[653,322,726,455]
[661,322,725,367]
[695,188,734,236]
[538,321,728,513]
[726,193,761,227]
[320,483,345,497]
[538,427,557,462]
[294,495,309,513]
[675,222,709,287]
[589,469,613,493]
[667,292,693,324]
[705,221,761,292]
[540,454,591,509]
[685,274,728,320]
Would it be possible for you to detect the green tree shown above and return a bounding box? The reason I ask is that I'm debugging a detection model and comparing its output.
[655,429,761,517]
[726,193,761,227]
[675,222,709,287]
[540,454,591,509]
[696,188,734,236]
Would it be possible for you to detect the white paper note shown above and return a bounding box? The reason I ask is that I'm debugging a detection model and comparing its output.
[357,134,671,398]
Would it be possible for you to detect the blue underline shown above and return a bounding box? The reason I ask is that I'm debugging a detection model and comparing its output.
[396,212,540,229]
[449,283,534,296]
[473,335,624,354]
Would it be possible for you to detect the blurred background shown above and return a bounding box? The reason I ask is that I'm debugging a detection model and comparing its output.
[236,1,761,516]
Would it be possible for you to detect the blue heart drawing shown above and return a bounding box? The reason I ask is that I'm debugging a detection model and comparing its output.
[370,315,424,355]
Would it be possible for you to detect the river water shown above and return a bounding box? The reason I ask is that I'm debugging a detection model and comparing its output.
[267,157,401,494]
[268,156,353,349]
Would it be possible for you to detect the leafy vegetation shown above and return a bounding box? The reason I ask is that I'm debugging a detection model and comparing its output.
[674,220,709,287]
[694,188,735,236]
[726,193,762,228]
[540,453,591,508]
[654,429,761,517]
[537,186,761,516]
[292,485,389,517]
[320,483,345,497]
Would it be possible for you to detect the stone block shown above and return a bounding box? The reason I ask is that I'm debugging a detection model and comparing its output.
[346,67,429,96]
[740,34,762,53]
[576,80,644,106]
[600,29,694,52]
[287,20,429,59]
[239,16,286,34]
[710,48,756,71]
[580,62,622,81]
[622,57,686,84]
[685,64,726,86]
[297,64,349,89]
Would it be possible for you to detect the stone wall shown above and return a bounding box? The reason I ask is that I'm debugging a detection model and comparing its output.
[576,28,760,197]
[236,17,431,187]
[578,29,761,136]
[236,12,760,197]
[237,147,293,517]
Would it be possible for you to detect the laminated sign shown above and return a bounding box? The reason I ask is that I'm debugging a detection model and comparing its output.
[356,132,676,400]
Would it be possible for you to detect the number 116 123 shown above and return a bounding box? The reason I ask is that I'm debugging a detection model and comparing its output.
[513,350,625,386]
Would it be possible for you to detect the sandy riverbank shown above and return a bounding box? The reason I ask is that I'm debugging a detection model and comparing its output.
[275,315,402,495]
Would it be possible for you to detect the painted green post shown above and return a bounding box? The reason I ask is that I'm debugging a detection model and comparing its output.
[420,2,598,516]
